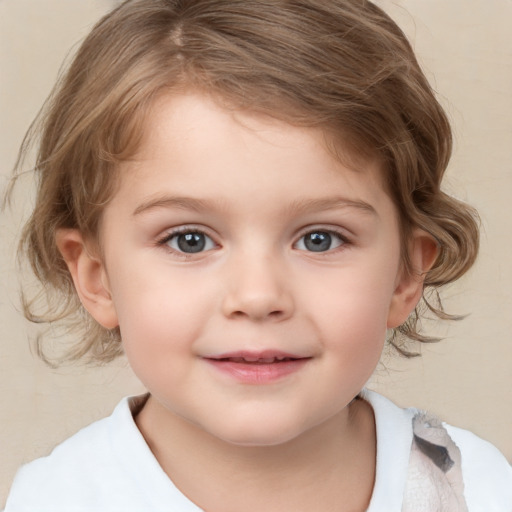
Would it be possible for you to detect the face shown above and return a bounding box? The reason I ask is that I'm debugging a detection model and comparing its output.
[95,93,415,446]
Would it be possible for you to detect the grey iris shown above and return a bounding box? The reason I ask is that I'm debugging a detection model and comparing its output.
[177,233,206,253]
[304,232,331,252]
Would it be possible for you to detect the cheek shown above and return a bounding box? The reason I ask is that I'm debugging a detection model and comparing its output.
[109,267,215,368]
[306,265,397,330]
[117,291,201,392]
[299,260,397,369]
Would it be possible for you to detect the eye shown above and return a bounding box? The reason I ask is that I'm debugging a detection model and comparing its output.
[161,230,216,254]
[295,230,346,253]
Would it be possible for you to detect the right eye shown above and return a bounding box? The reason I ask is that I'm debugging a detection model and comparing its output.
[161,230,216,254]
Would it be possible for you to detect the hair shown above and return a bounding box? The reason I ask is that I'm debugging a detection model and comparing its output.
[10,0,479,364]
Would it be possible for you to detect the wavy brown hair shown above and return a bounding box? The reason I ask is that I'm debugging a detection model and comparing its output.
[9,0,479,364]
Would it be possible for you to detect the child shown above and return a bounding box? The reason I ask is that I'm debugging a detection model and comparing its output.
[3,0,511,510]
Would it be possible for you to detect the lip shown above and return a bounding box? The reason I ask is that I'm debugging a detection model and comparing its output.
[203,350,311,384]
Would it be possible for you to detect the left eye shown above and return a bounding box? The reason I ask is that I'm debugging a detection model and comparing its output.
[295,231,345,252]
[165,231,216,254]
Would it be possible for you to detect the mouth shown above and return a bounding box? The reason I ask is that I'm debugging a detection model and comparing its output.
[213,355,300,364]
[204,351,311,384]
[207,350,308,363]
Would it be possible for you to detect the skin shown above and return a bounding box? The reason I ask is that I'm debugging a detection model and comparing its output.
[57,93,437,511]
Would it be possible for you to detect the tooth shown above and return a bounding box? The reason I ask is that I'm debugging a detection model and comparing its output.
[223,356,295,363]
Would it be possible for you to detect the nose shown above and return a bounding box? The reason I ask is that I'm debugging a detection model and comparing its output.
[221,251,294,322]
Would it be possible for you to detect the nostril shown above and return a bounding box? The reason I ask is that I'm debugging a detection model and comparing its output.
[221,285,294,321]
[228,308,285,321]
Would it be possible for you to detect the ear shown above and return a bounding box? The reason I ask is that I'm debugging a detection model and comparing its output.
[56,229,119,329]
[387,229,438,329]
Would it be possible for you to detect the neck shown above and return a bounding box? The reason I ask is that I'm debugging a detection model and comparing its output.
[136,396,376,512]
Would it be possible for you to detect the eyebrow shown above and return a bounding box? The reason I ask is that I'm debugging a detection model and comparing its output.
[133,195,377,217]
[133,196,221,216]
[285,196,377,217]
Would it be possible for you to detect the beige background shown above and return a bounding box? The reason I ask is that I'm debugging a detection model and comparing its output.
[1,0,511,505]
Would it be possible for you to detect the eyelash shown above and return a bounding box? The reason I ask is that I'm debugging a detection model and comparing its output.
[156,226,218,260]
[156,226,352,259]
[294,228,351,256]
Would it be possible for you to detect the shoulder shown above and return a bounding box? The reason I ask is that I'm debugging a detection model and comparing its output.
[445,423,512,511]
[5,398,130,512]
[5,395,200,512]
[364,390,512,511]
[4,395,190,512]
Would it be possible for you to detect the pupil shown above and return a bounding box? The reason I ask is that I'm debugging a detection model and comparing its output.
[305,232,331,252]
[177,233,205,253]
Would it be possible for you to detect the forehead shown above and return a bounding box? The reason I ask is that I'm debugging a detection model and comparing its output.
[109,92,394,221]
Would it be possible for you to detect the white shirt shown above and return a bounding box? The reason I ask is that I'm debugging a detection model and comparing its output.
[4,391,512,511]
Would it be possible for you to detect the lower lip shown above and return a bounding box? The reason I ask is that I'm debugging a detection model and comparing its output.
[205,358,310,384]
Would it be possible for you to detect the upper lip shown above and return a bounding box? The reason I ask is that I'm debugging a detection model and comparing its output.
[205,350,309,363]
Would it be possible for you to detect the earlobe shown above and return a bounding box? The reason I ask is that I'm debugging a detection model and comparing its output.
[387,230,438,329]
[56,229,119,329]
